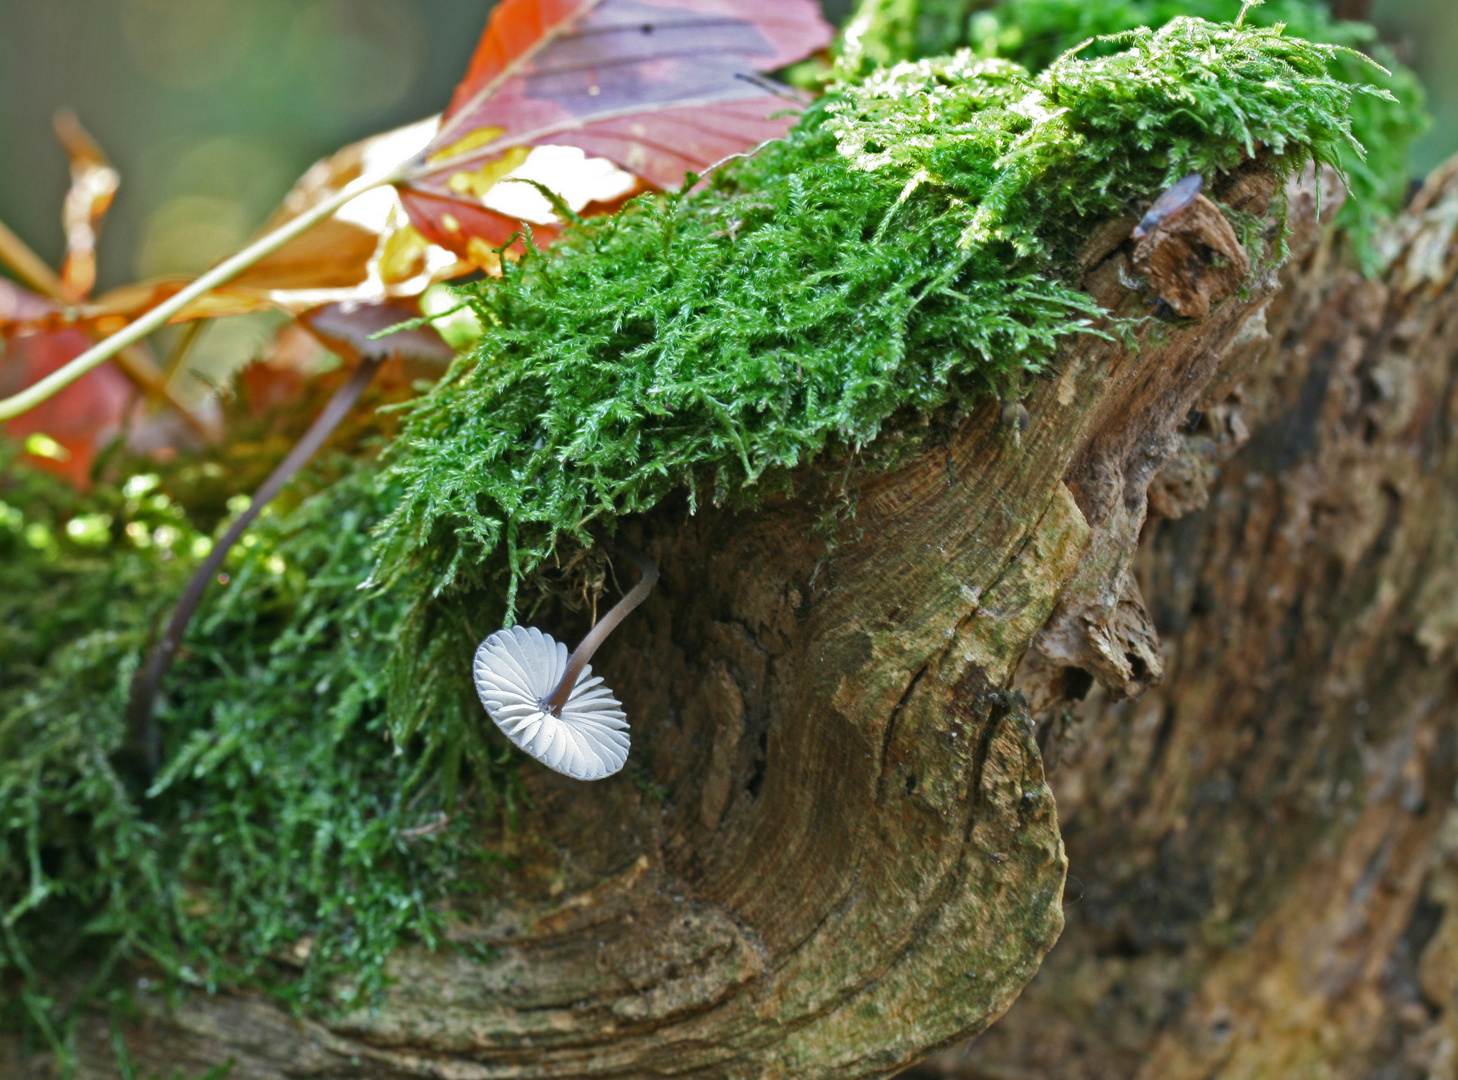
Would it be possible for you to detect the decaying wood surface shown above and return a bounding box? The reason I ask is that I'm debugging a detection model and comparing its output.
[10,154,1457,1079]
[1132,192,1252,318]
[915,158,1458,1080]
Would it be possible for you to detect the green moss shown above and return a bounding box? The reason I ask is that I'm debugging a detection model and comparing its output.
[842,0,1428,269]
[1,11,1390,1061]
[380,14,1380,603]
[1,455,511,1060]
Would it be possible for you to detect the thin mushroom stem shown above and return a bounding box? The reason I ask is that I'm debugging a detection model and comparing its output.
[121,355,383,779]
[543,540,658,715]
[0,169,401,422]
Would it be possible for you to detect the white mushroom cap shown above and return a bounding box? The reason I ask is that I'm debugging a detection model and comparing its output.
[472,625,630,780]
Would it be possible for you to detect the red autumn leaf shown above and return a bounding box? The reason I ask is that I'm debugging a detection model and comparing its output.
[300,300,456,367]
[1,323,133,488]
[0,114,211,462]
[398,0,834,261]
[1,2,832,447]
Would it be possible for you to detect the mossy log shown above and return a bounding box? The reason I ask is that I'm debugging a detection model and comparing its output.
[2,146,1412,1077]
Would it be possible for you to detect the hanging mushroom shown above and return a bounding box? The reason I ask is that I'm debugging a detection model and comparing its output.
[472,540,659,781]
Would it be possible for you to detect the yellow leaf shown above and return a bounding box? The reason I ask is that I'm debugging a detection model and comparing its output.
[446,147,531,201]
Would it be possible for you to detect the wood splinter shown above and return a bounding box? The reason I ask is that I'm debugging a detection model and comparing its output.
[1132,173,1251,318]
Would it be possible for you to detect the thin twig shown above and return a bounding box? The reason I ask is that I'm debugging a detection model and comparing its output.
[0,215,213,437]
[114,345,217,442]
[122,356,383,778]
[0,217,66,298]
[161,318,207,379]
[400,813,453,839]
[0,170,400,422]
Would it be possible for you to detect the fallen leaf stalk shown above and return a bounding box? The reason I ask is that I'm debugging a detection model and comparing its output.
[0,171,399,422]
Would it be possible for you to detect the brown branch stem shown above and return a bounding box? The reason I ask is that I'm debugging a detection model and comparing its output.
[122,357,382,777]
[0,217,66,298]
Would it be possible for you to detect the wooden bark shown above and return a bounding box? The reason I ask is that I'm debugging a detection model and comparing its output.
[914,159,1458,1080]
[11,155,1457,1078]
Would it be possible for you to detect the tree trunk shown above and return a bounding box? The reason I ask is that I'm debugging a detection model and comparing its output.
[8,157,1457,1079]
[916,158,1458,1080]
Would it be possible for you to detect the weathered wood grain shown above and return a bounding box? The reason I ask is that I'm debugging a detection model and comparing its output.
[920,161,1458,1080]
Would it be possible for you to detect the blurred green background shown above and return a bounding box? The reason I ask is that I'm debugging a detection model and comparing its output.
[1371,0,1458,174]
[0,0,492,293]
[0,0,1452,296]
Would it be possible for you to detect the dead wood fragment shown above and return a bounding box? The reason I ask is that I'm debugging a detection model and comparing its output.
[1133,193,1252,317]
